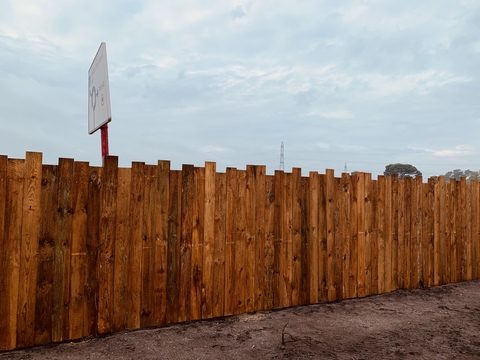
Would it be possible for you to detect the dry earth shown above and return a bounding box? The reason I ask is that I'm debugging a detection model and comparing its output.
[2,280,480,359]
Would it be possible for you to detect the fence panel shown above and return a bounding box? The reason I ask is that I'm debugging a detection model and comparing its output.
[2,152,480,351]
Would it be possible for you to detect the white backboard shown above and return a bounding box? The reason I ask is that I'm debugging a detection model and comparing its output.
[88,42,112,134]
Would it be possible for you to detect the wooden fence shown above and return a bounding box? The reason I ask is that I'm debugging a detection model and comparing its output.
[1,152,479,351]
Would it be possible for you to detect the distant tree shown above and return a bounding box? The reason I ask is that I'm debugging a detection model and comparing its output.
[384,163,422,180]
[445,169,480,183]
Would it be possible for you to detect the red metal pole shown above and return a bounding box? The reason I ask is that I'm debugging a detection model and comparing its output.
[101,123,109,158]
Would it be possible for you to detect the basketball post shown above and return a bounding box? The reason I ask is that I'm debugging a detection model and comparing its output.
[101,123,109,158]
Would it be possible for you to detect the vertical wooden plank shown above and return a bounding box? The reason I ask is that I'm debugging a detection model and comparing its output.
[0,158,24,350]
[473,180,480,280]
[154,160,170,325]
[254,166,266,311]
[86,166,102,336]
[449,180,458,283]
[410,176,421,289]
[300,176,309,305]
[69,161,90,339]
[357,172,366,298]
[365,173,375,296]
[179,164,194,322]
[244,166,256,313]
[308,172,319,304]
[190,166,205,321]
[166,170,180,324]
[291,168,302,306]
[325,169,336,301]
[391,175,399,290]
[0,155,6,268]
[333,176,344,301]
[224,168,236,315]
[34,164,57,345]
[384,175,393,292]
[337,173,350,299]
[234,170,247,314]
[97,156,118,334]
[202,162,215,319]
[403,177,411,290]
[140,165,156,327]
[424,178,435,287]
[459,177,467,281]
[16,152,42,348]
[412,177,420,289]
[263,175,275,310]
[128,162,145,328]
[273,170,284,308]
[283,172,293,307]
[112,167,131,331]
[0,156,7,349]
[348,173,358,298]
[212,171,226,317]
[376,176,386,294]
[465,178,472,281]
[318,174,328,302]
[434,176,447,286]
[433,177,442,286]
[52,157,74,342]
[446,178,454,284]
[470,180,476,281]
[447,179,455,284]
[397,178,406,290]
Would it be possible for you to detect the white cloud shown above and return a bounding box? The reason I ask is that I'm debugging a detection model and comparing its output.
[357,71,471,98]
[427,145,475,158]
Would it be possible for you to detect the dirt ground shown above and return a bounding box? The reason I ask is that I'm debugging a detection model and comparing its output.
[2,280,480,360]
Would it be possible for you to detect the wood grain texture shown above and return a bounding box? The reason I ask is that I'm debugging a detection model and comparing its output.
[3,154,480,351]
[52,157,74,343]
[69,161,89,339]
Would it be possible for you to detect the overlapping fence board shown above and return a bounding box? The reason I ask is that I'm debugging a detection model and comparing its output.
[203,162,215,318]
[253,166,266,311]
[234,170,247,315]
[308,172,319,304]
[86,165,102,335]
[140,165,156,327]
[16,152,42,348]
[97,156,118,334]
[376,176,386,294]
[128,162,145,328]
[213,171,226,316]
[166,169,180,324]
[263,174,275,310]
[0,156,7,348]
[34,164,57,345]
[69,161,89,339]
[154,160,169,326]
[2,152,480,351]
[224,167,237,315]
[1,158,25,350]
[113,166,131,331]
[191,166,205,320]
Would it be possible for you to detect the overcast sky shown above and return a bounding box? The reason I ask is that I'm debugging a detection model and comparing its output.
[1,1,480,178]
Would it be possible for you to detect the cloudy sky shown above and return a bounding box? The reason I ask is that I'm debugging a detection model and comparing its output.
[1,1,480,178]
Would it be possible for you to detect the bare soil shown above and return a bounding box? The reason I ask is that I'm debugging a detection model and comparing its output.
[2,280,480,360]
